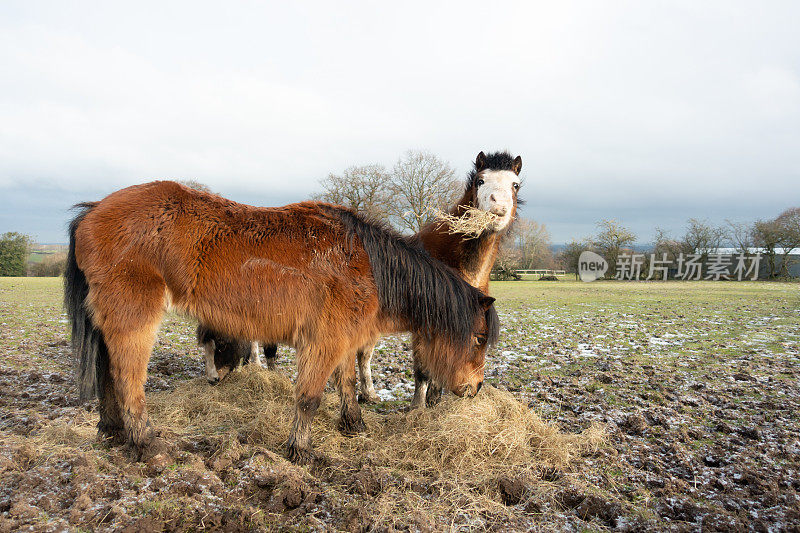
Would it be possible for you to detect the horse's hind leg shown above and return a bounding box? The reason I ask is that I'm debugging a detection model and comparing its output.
[263,343,278,370]
[335,350,366,435]
[357,343,380,404]
[286,345,341,464]
[98,367,125,444]
[94,280,164,458]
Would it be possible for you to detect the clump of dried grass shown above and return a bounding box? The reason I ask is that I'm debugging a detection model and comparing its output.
[431,206,501,238]
[2,412,99,470]
[35,420,96,449]
[149,365,603,529]
[148,367,605,526]
[150,366,602,481]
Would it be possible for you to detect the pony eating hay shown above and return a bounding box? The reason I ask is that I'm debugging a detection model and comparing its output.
[65,181,498,463]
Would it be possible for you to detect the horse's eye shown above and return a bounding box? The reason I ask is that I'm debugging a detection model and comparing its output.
[475,335,487,346]
[476,179,484,186]
[513,183,520,191]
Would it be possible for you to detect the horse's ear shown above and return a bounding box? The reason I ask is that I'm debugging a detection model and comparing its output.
[512,155,522,175]
[479,295,496,309]
[475,151,487,172]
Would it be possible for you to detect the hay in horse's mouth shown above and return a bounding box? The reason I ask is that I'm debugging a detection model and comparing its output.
[432,206,502,238]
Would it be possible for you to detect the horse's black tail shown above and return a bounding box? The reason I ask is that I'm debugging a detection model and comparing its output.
[64,202,107,403]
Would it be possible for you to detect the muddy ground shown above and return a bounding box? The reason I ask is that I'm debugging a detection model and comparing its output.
[1,278,799,531]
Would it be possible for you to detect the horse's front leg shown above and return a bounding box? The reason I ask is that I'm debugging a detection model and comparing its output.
[248,341,263,367]
[410,347,442,409]
[203,340,220,384]
[425,381,443,407]
[410,353,430,410]
[336,350,366,434]
[357,343,380,404]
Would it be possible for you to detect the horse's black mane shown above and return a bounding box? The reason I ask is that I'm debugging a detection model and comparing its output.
[322,205,499,348]
[465,150,518,189]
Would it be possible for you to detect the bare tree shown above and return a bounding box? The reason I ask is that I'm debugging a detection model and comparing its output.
[509,218,554,270]
[653,227,684,263]
[753,219,782,278]
[496,218,554,272]
[494,240,523,280]
[315,164,392,219]
[593,219,636,277]
[726,219,755,255]
[387,150,461,234]
[557,239,592,280]
[775,207,800,276]
[681,218,728,257]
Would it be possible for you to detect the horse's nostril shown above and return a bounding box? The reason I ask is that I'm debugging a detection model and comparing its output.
[477,381,483,394]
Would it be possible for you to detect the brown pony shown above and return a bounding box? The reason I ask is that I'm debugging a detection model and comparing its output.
[65,181,498,463]
[204,151,522,408]
[407,150,522,407]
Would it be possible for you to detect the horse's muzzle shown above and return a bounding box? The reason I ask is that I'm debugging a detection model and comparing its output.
[457,381,483,398]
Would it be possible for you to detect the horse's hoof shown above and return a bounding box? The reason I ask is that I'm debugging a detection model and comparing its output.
[408,398,426,411]
[357,392,380,404]
[338,416,366,436]
[286,444,315,465]
[96,422,126,445]
[425,388,443,408]
[124,440,145,462]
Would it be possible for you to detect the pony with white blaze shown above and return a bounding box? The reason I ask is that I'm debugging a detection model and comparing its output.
[202,151,522,409]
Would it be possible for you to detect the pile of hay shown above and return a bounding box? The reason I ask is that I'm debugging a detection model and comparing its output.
[431,206,501,238]
[150,367,602,481]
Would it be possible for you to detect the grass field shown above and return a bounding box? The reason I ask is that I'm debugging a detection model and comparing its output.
[1,277,799,531]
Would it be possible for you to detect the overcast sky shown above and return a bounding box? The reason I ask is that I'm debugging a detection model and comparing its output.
[1,1,799,244]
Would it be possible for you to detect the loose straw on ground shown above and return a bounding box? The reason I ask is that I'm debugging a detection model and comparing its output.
[149,367,603,480]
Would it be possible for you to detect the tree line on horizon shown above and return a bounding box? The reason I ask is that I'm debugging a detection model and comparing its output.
[557,209,800,279]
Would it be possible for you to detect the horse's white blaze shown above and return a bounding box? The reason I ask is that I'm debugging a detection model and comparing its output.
[475,170,518,230]
[204,340,219,381]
